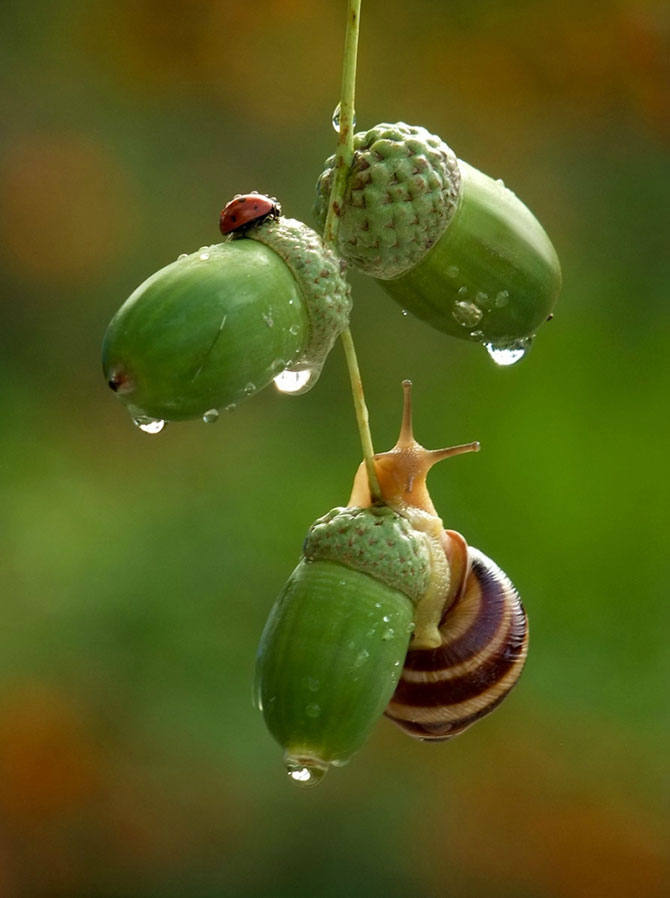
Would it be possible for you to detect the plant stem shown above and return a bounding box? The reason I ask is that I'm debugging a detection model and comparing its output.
[324,0,382,502]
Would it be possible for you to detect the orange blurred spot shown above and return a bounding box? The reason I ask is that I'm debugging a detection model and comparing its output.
[0,684,101,822]
[0,133,138,285]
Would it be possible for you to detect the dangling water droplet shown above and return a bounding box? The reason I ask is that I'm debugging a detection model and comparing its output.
[469,329,484,341]
[484,337,532,366]
[274,369,313,394]
[496,178,505,188]
[305,703,321,719]
[494,289,510,308]
[177,253,188,261]
[199,251,210,261]
[452,300,483,328]
[331,102,356,133]
[446,264,459,278]
[244,382,256,395]
[132,416,165,435]
[401,308,409,316]
[202,409,219,424]
[224,403,237,412]
[284,757,328,787]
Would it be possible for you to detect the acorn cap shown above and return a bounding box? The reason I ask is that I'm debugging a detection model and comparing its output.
[246,217,351,380]
[314,123,462,279]
[304,505,432,604]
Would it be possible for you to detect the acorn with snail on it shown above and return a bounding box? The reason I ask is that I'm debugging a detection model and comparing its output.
[256,381,528,786]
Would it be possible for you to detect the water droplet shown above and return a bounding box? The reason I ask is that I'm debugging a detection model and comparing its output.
[284,758,328,787]
[452,300,483,328]
[262,312,274,328]
[457,285,468,296]
[274,369,313,394]
[401,308,409,316]
[305,703,321,719]
[331,102,356,133]
[177,253,188,260]
[494,289,510,308]
[469,329,484,341]
[288,324,300,336]
[224,403,237,412]
[306,677,320,693]
[446,265,459,278]
[475,291,489,307]
[354,648,370,668]
[382,615,391,623]
[382,628,396,641]
[496,178,505,188]
[132,416,165,434]
[202,409,219,424]
[244,382,256,395]
[484,337,532,366]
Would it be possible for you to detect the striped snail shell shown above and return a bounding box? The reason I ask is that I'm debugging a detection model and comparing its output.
[256,380,527,784]
[385,540,528,740]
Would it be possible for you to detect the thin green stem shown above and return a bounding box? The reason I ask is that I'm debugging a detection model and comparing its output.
[324,0,382,502]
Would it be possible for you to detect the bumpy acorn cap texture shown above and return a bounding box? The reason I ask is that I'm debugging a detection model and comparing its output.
[313,123,462,279]
[304,505,431,604]
[247,217,352,377]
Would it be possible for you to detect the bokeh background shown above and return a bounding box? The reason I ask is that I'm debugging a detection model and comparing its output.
[1,0,668,895]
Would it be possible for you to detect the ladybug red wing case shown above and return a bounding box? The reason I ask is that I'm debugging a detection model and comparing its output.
[219,192,282,235]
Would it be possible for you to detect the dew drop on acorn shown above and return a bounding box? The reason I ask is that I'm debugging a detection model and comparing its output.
[284,758,328,787]
[132,415,166,434]
[202,409,219,424]
[274,369,313,394]
[484,338,532,366]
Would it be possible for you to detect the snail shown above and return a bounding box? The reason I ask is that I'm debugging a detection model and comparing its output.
[255,380,528,785]
[314,122,562,353]
[102,206,351,428]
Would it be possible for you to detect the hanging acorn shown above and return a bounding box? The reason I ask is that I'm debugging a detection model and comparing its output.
[313,122,561,357]
[255,381,528,785]
[102,202,351,430]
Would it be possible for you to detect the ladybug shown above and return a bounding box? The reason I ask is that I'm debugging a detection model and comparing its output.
[219,192,282,236]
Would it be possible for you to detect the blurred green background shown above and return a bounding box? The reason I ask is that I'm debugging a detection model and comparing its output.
[1,0,668,895]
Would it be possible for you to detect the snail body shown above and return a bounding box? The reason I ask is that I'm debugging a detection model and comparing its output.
[102,208,351,426]
[256,381,528,784]
[314,122,561,349]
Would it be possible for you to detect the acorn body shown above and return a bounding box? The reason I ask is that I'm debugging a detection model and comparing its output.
[103,215,351,424]
[256,558,414,782]
[379,161,561,345]
[314,122,561,347]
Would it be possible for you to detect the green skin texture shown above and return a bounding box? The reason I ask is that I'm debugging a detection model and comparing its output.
[256,559,414,769]
[102,241,308,420]
[379,161,562,343]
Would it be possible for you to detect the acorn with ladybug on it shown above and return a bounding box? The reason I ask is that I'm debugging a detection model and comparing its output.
[102,192,351,428]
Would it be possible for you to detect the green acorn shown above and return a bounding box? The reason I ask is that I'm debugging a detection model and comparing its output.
[256,382,528,785]
[314,122,561,357]
[102,214,351,429]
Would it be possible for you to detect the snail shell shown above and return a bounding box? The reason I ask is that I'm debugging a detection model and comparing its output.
[386,542,528,740]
